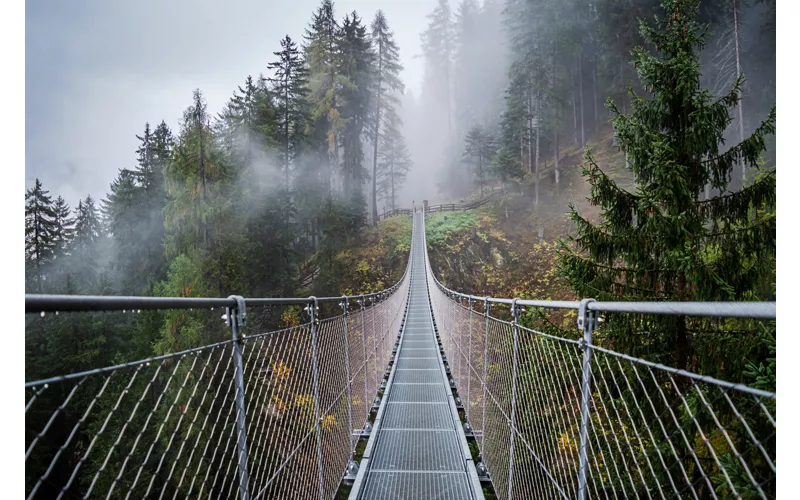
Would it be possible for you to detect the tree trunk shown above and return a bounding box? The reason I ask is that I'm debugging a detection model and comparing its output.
[733,0,745,187]
[579,51,585,146]
[372,42,383,225]
[554,126,560,185]
[572,76,579,146]
[527,89,534,176]
[592,61,599,130]
[535,90,541,175]
[285,77,291,189]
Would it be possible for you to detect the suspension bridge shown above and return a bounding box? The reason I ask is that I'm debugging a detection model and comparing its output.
[25,211,776,499]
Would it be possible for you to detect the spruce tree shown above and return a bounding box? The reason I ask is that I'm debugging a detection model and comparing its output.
[52,195,75,256]
[73,195,104,291]
[557,0,776,374]
[369,10,404,223]
[269,35,310,188]
[376,111,412,211]
[25,179,58,292]
[339,11,373,203]
[463,126,497,195]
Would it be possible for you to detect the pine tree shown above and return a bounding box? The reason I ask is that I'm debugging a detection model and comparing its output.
[376,111,412,211]
[421,0,455,139]
[304,0,345,194]
[369,10,404,223]
[557,0,776,373]
[52,195,74,256]
[73,195,104,291]
[25,179,58,292]
[339,11,373,203]
[165,89,229,255]
[463,126,497,195]
[269,35,310,188]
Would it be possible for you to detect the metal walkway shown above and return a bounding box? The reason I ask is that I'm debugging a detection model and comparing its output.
[350,213,483,500]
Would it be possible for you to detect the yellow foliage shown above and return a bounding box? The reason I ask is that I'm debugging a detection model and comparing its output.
[322,414,337,430]
[272,361,291,382]
[272,395,288,412]
[295,394,312,407]
[280,306,302,327]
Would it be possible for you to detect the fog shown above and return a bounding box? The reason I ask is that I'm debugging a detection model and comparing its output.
[27,0,776,216]
[25,0,438,209]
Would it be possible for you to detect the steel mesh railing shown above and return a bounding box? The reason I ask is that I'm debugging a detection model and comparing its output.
[422,220,776,499]
[25,265,410,499]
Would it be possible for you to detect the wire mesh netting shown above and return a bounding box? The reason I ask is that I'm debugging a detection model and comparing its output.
[427,270,776,500]
[25,275,409,500]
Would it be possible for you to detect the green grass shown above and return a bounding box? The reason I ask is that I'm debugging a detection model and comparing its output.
[379,215,413,252]
[425,211,479,247]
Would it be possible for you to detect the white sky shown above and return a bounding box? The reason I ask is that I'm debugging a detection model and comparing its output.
[25,0,437,207]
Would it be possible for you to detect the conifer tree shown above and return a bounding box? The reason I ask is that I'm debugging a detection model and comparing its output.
[25,179,58,292]
[557,0,776,373]
[165,89,228,255]
[269,35,310,188]
[463,126,497,195]
[376,111,412,211]
[370,10,404,223]
[73,195,104,291]
[421,0,455,139]
[304,0,345,194]
[339,11,373,204]
[52,195,74,256]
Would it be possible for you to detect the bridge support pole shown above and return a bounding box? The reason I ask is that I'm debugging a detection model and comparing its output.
[466,298,473,419]
[577,299,597,500]
[481,298,490,457]
[508,299,521,500]
[227,296,251,500]
[341,297,354,454]
[309,297,325,500]
[360,296,368,422]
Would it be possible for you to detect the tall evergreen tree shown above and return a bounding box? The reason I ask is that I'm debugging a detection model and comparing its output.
[557,0,776,374]
[73,195,104,291]
[421,0,455,140]
[369,10,404,223]
[25,179,58,292]
[462,126,497,195]
[164,89,228,255]
[51,195,74,256]
[304,0,345,194]
[376,111,412,211]
[339,11,373,204]
[269,35,310,188]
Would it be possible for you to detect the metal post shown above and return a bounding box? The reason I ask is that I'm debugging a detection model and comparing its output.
[340,297,354,453]
[360,296,368,420]
[309,297,325,500]
[577,298,597,500]
[227,295,251,500]
[466,298,473,418]
[372,296,378,390]
[481,298,490,454]
[508,298,521,500]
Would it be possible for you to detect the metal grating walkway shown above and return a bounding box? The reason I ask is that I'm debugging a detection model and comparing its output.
[352,213,482,500]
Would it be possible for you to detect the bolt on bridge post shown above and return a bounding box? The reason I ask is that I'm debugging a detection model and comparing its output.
[577,298,597,500]
[508,298,521,500]
[227,295,251,500]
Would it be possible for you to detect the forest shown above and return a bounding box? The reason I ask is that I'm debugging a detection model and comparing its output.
[25,0,776,496]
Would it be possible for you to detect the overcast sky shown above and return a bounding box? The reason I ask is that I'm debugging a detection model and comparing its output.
[26,0,437,208]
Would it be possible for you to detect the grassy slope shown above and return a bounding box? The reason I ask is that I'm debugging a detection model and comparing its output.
[426,127,628,331]
[330,215,413,296]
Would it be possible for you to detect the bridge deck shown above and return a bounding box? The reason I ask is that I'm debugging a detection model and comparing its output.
[353,213,482,500]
